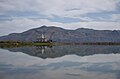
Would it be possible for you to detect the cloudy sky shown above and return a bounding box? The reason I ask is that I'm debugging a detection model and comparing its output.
[0,0,120,36]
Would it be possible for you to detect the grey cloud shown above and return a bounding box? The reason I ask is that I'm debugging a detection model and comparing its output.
[0,0,120,36]
[0,0,119,17]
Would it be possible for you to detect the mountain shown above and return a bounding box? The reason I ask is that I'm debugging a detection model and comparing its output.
[0,25,120,42]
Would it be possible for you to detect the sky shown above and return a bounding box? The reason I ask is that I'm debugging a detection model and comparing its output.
[0,0,120,36]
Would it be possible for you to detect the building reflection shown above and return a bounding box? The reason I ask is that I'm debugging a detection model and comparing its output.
[35,45,53,54]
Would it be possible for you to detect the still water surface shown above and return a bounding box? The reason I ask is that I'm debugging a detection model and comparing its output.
[0,45,120,79]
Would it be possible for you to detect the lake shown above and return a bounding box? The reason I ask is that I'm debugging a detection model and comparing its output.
[0,45,120,79]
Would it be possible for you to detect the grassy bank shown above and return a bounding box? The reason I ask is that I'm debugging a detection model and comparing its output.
[0,41,54,48]
[54,42,120,45]
[1,41,120,48]
[33,42,54,46]
[0,41,33,48]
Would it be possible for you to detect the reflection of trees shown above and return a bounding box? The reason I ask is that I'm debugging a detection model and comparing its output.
[3,45,120,59]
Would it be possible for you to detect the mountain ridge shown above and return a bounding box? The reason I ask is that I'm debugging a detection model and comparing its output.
[0,25,120,42]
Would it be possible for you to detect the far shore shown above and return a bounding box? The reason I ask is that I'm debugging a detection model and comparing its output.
[0,41,120,47]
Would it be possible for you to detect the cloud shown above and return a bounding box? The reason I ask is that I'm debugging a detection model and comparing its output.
[0,0,119,18]
[0,0,120,36]
[0,18,120,36]
[0,18,63,36]
[111,14,120,22]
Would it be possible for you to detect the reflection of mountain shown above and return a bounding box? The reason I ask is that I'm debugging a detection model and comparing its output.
[5,45,120,59]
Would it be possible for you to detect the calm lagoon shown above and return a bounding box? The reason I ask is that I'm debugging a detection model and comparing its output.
[0,45,120,79]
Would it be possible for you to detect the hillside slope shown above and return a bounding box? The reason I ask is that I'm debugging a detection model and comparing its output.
[0,26,120,42]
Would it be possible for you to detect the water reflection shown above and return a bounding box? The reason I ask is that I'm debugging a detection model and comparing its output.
[0,45,120,79]
[35,45,52,54]
[3,45,120,59]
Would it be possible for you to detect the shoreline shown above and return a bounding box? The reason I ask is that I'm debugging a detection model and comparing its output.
[0,41,120,47]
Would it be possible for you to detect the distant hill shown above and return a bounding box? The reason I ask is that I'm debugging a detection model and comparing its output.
[0,25,120,42]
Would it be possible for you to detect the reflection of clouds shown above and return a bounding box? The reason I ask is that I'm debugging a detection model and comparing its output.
[0,49,120,79]
[0,62,119,79]
[0,49,120,67]
[65,73,82,76]
[36,61,119,79]
[0,49,44,67]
